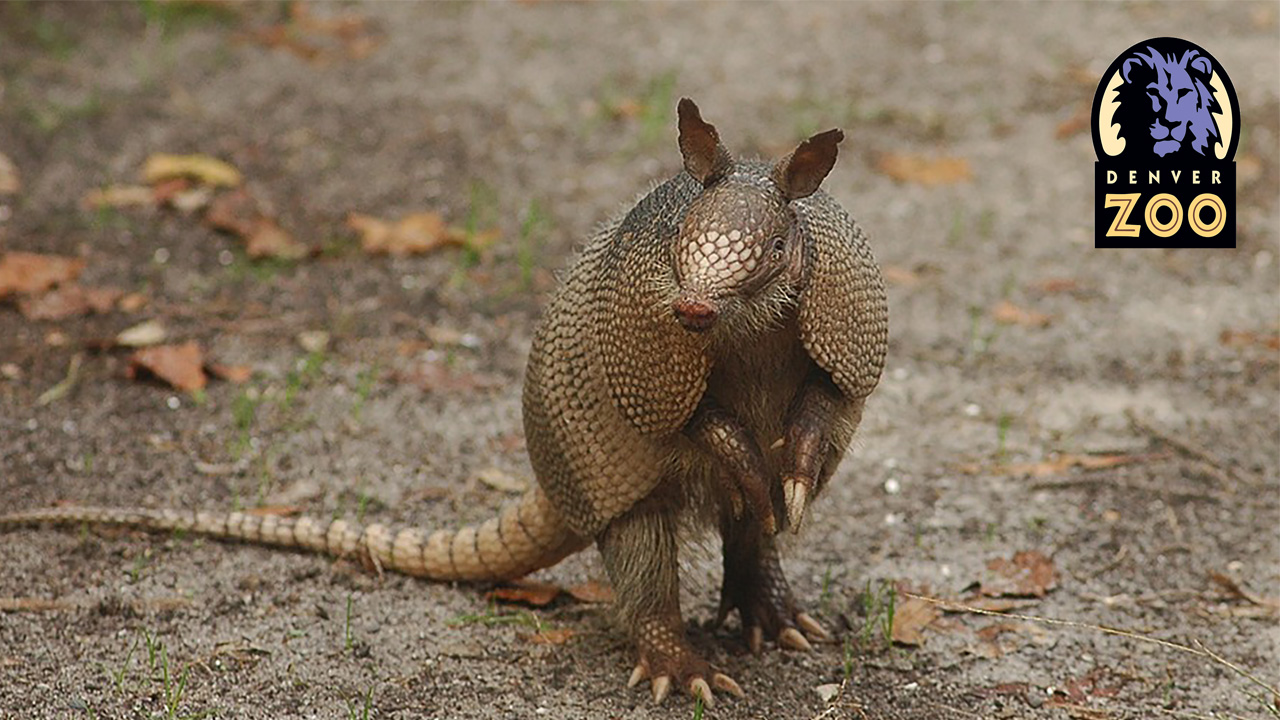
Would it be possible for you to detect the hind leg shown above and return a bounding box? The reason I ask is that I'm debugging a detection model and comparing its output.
[598,504,743,706]
[717,516,832,654]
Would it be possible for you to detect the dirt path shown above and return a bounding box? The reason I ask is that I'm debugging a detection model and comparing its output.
[1,3,1276,718]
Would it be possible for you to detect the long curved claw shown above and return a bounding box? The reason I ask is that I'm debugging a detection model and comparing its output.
[652,675,672,704]
[796,612,832,641]
[627,663,648,689]
[783,476,810,533]
[779,627,814,651]
[747,625,764,655]
[712,672,745,698]
[689,677,714,708]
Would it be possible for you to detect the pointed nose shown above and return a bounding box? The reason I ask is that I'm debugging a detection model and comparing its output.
[673,298,718,332]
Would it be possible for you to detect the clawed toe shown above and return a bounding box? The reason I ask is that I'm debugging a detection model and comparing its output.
[796,612,831,641]
[712,672,744,697]
[779,627,813,651]
[628,658,743,706]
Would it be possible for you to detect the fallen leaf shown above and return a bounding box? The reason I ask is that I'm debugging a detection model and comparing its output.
[249,3,382,62]
[17,285,122,321]
[0,152,18,194]
[970,621,1054,658]
[83,185,156,210]
[118,293,149,313]
[488,580,560,607]
[116,319,169,347]
[961,452,1161,479]
[245,218,308,260]
[207,363,253,383]
[565,581,614,604]
[0,597,75,612]
[128,341,207,392]
[473,467,528,494]
[991,300,1052,328]
[1031,277,1082,295]
[347,211,465,256]
[1219,329,1280,351]
[1055,100,1092,140]
[204,188,263,237]
[982,550,1058,598]
[396,363,504,394]
[246,505,302,517]
[143,153,242,188]
[882,265,921,287]
[0,252,85,298]
[528,628,575,645]
[891,596,941,645]
[876,153,972,186]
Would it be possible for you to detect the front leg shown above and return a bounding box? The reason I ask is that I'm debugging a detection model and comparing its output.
[717,516,832,654]
[780,369,861,532]
[685,398,778,534]
[598,503,744,707]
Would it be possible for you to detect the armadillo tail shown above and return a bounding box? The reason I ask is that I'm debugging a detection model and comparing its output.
[0,487,585,582]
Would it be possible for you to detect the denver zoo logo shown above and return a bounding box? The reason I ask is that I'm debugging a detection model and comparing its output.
[1092,37,1240,248]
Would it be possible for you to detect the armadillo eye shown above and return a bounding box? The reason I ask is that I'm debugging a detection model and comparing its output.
[769,237,787,262]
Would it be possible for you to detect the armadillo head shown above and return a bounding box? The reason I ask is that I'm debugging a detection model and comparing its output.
[671,98,843,337]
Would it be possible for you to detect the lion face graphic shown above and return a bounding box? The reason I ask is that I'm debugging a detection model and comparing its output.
[1116,47,1221,158]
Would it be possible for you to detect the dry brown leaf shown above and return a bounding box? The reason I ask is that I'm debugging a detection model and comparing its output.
[891,596,941,645]
[876,153,972,186]
[118,293,149,313]
[396,363,504,394]
[565,581,615,604]
[962,452,1160,479]
[17,285,122,321]
[128,341,208,392]
[0,152,18,194]
[981,550,1058,598]
[991,300,1052,328]
[1031,277,1082,295]
[529,628,575,645]
[473,467,528,494]
[1219,329,1280,351]
[82,185,156,210]
[245,218,309,260]
[0,252,85,299]
[207,363,253,383]
[0,597,75,612]
[1055,100,1092,140]
[487,580,560,607]
[143,153,242,188]
[204,188,263,237]
[246,505,302,517]
[250,3,382,62]
[882,265,921,287]
[348,212,464,256]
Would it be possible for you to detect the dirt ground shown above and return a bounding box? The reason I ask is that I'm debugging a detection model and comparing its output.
[1,3,1277,719]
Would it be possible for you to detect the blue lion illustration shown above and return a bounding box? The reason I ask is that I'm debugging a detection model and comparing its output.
[1114,46,1222,158]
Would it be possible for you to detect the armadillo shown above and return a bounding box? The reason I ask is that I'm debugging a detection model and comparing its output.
[1,98,888,708]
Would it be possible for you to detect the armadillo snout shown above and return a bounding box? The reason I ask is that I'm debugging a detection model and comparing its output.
[673,298,718,332]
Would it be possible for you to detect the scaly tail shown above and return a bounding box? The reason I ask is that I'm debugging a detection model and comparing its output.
[0,487,586,582]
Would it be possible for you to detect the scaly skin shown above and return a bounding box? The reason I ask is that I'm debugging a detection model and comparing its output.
[0,99,888,709]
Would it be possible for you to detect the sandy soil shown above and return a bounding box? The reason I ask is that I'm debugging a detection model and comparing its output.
[1,3,1276,719]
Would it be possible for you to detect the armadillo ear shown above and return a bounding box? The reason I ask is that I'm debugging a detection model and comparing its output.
[677,98,732,186]
[773,129,844,201]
